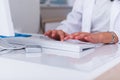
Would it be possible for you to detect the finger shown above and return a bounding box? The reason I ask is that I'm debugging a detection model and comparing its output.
[58,30,65,41]
[74,33,89,40]
[68,34,77,39]
[84,35,97,43]
[64,33,78,40]
[65,33,87,40]
[44,30,52,37]
[63,33,69,40]
[64,35,71,40]
[70,32,81,38]
[51,30,57,38]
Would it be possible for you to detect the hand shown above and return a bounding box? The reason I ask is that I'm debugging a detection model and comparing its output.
[44,30,68,41]
[64,32,118,44]
[64,32,90,42]
[84,33,103,43]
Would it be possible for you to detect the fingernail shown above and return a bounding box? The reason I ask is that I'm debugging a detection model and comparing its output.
[84,37,88,40]
[52,34,55,37]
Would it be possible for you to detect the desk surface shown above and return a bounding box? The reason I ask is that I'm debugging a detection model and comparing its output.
[0,42,120,80]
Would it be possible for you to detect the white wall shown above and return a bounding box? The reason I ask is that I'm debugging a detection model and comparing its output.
[67,0,76,6]
[9,0,40,33]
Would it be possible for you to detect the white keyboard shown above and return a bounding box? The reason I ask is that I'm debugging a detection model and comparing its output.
[2,34,100,53]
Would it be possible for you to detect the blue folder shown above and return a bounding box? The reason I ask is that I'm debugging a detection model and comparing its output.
[0,33,32,38]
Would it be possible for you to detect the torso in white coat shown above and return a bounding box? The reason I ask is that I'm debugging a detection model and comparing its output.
[91,0,112,33]
[57,0,120,41]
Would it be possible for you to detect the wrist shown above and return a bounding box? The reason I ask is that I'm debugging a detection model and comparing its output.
[100,32,118,44]
[109,32,115,44]
[109,32,118,44]
[102,32,118,44]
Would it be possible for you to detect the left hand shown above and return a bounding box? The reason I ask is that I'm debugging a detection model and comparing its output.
[64,32,90,42]
[64,32,118,44]
[83,32,104,43]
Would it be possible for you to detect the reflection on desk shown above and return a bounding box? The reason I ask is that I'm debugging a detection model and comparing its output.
[0,44,119,70]
[0,44,120,80]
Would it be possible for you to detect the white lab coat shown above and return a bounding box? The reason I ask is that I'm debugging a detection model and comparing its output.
[57,0,120,42]
[0,0,14,36]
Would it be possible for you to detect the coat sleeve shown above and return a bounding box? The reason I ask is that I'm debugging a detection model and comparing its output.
[56,0,84,34]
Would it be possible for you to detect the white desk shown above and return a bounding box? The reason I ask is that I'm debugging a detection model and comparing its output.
[0,43,120,80]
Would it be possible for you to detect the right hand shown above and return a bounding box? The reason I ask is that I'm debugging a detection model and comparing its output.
[44,30,68,41]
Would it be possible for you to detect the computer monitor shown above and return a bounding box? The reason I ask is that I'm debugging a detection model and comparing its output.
[0,0,15,36]
[9,0,40,34]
